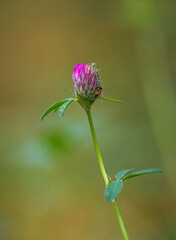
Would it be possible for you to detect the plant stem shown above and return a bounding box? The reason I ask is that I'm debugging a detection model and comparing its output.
[112,201,129,240]
[86,110,109,185]
[86,110,129,240]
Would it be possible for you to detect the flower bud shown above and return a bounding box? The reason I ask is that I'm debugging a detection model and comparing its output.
[72,63,102,111]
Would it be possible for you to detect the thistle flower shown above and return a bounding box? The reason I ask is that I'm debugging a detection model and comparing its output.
[72,63,102,111]
[41,63,123,120]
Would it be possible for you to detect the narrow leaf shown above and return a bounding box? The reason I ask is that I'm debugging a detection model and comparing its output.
[58,99,74,117]
[40,98,74,120]
[115,168,135,180]
[54,98,78,113]
[104,180,123,203]
[122,168,163,180]
[102,97,123,103]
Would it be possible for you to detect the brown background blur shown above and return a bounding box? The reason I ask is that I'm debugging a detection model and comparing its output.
[0,1,176,239]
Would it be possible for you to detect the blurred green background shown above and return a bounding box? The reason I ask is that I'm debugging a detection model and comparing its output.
[0,0,176,239]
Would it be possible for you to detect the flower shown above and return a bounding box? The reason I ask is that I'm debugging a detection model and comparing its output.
[72,63,102,111]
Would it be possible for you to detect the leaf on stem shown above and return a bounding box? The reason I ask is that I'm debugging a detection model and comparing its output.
[104,180,123,202]
[102,97,123,103]
[40,98,75,120]
[58,99,75,117]
[115,168,135,180]
[122,168,163,180]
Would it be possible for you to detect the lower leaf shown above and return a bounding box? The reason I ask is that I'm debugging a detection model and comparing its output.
[104,180,123,202]
[122,168,163,180]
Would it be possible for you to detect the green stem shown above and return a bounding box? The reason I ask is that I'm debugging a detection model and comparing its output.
[112,201,129,240]
[86,110,109,185]
[86,110,129,240]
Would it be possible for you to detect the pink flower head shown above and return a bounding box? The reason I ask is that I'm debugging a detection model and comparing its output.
[72,63,102,100]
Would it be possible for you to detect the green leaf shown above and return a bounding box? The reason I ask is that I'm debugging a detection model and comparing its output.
[40,98,75,120]
[58,99,74,117]
[122,168,163,180]
[102,97,123,103]
[104,180,123,202]
[115,168,135,180]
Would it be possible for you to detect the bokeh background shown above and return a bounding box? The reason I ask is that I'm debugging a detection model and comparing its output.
[0,1,176,239]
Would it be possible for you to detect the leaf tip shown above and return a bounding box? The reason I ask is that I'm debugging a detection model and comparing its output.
[58,113,63,118]
[40,115,44,121]
[158,168,163,173]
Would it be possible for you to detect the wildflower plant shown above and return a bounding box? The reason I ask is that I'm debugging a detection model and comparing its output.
[41,63,163,240]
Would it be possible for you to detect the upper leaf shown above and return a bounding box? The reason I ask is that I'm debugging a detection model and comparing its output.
[58,99,75,117]
[104,180,123,202]
[122,168,163,180]
[115,168,135,180]
[102,97,123,103]
[40,98,75,120]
